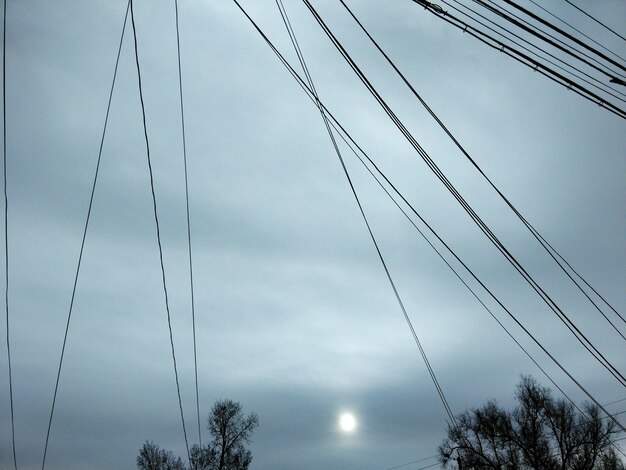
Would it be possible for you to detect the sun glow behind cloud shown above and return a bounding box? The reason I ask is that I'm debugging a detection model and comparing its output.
[339,412,357,433]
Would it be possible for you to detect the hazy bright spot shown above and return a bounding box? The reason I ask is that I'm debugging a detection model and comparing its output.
[339,412,357,432]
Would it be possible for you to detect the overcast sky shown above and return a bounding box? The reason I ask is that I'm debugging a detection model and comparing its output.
[1,1,625,469]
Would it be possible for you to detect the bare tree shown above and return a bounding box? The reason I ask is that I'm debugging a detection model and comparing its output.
[137,441,185,470]
[208,399,258,470]
[137,400,258,470]
[439,376,624,469]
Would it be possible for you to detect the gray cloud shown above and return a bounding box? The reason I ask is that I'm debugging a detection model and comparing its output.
[1,0,624,469]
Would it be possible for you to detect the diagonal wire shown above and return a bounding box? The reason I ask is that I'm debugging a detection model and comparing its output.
[265,23,593,440]
[523,0,626,70]
[309,50,589,429]
[500,0,626,75]
[563,0,626,43]
[272,0,456,426]
[604,397,626,408]
[471,0,625,80]
[339,0,626,339]
[173,0,202,451]
[383,455,437,470]
[40,2,130,468]
[3,0,18,467]
[303,0,625,387]
[129,0,191,467]
[228,0,626,433]
[476,0,626,80]
[527,0,626,65]
[305,0,626,385]
[409,0,626,120]
[386,461,439,470]
[405,0,626,324]
[441,0,626,103]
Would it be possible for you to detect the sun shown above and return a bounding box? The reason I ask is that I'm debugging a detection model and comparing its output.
[339,412,357,432]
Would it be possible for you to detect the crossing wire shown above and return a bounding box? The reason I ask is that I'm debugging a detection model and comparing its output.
[229,0,626,435]
[500,0,626,76]
[173,0,202,450]
[473,0,626,81]
[440,0,626,104]
[527,0,626,65]
[339,0,626,339]
[302,0,626,387]
[564,0,626,43]
[407,0,626,325]
[40,2,131,468]
[471,0,626,81]
[384,455,437,470]
[273,0,457,426]
[320,63,585,422]
[129,0,192,467]
[409,0,626,120]
[270,36,589,432]
[3,0,17,467]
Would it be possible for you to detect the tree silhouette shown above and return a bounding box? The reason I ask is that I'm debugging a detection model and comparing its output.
[137,441,185,470]
[439,376,624,469]
[137,399,258,470]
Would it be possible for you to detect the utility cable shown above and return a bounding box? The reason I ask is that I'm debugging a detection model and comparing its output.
[441,0,626,104]
[339,0,626,339]
[321,68,586,423]
[129,1,191,467]
[500,0,626,76]
[303,0,626,387]
[383,455,437,470]
[471,0,625,81]
[173,0,202,451]
[541,242,626,326]
[475,0,626,81]
[230,0,626,433]
[40,3,130,468]
[407,0,626,325]
[3,0,17,467]
[409,0,626,120]
[273,0,457,426]
[604,397,626,408]
[387,462,439,470]
[564,0,626,43]
[526,0,626,65]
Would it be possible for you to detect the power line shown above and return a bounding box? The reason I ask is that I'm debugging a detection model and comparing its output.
[384,455,438,470]
[409,0,626,120]
[605,397,626,408]
[129,0,191,467]
[339,0,626,340]
[303,0,626,387]
[500,0,626,76]
[273,0,457,426]
[3,0,17,466]
[172,0,202,451]
[473,0,626,81]
[320,100,611,429]
[230,0,626,434]
[296,60,589,433]
[322,63,587,425]
[40,2,131,468]
[564,0,626,43]
[389,462,439,470]
[526,0,626,65]
[441,0,626,103]
[470,0,625,81]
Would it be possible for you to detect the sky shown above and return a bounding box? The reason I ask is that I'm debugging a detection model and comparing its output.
[1,0,625,469]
